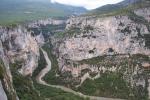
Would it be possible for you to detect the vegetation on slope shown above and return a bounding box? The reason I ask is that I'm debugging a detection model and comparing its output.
[0,60,18,100]
[32,49,46,77]
[85,0,150,17]
[77,54,150,100]
[34,83,89,100]
[78,72,149,100]
[0,0,86,25]
[0,63,4,79]
[78,72,130,99]
[41,43,61,84]
[11,62,42,100]
[28,23,66,40]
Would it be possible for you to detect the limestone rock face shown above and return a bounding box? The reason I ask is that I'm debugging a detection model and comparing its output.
[28,18,66,28]
[0,26,43,76]
[59,13,150,61]
[0,81,7,100]
[134,7,150,22]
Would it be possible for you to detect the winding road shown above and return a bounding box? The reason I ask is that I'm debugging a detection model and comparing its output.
[36,48,124,100]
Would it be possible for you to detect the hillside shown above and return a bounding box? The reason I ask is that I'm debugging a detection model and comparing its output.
[0,0,86,25]
[86,0,150,17]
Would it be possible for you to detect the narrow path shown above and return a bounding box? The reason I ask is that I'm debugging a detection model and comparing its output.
[36,48,124,100]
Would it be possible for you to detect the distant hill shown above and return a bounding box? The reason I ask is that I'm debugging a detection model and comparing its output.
[0,0,87,25]
[86,0,150,16]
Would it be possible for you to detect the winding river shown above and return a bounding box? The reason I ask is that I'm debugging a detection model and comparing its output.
[36,48,124,100]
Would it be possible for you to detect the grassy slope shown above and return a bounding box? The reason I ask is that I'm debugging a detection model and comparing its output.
[85,0,150,17]
[77,54,150,100]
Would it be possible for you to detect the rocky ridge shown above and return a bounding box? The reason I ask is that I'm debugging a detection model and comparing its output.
[61,10,150,61]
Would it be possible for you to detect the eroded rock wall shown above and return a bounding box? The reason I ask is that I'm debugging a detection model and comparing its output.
[60,15,150,61]
[0,81,7,100]
[0,25,44,76]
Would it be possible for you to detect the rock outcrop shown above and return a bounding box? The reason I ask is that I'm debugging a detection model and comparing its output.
[27,18,66,28]
[59,13,150,61]
[0,25,44,99]
[0,81,7,100]
[134,7,150,22]
[0,26,42,76]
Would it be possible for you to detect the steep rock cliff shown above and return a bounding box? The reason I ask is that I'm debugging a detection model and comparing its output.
[59,10,150,61]
[0,25,44,99]
[0,26,43,76]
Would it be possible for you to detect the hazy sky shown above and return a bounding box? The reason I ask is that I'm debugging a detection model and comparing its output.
[51,0,124,10]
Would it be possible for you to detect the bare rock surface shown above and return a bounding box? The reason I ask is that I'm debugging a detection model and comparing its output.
[0,80,8,100]
[59,15,150,61]
[0,26,43,75]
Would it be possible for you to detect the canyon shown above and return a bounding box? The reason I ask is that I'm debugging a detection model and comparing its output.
[0,1,150,100]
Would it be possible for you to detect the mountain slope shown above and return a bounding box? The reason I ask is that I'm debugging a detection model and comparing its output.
[86,0,150,16]
[0,0,86,25]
